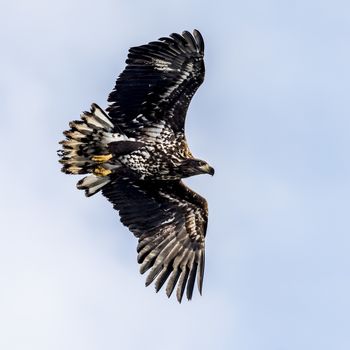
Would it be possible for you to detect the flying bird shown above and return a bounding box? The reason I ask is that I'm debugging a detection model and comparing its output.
[58,29,214,302]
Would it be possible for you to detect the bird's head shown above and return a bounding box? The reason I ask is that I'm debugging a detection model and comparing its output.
[179,158,215,178]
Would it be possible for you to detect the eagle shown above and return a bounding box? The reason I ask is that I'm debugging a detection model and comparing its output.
[58,29,214,303]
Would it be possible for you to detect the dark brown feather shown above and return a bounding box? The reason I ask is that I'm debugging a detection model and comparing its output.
[102,178,207,302]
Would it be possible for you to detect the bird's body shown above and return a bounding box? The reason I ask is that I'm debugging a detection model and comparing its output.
[58,30,214,302]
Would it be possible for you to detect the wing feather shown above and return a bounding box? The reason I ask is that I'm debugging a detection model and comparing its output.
[107,29,205,142]
[102,178,208,302]
[154,264,173,292]
[186,257,198,300]
[176,264,190,303]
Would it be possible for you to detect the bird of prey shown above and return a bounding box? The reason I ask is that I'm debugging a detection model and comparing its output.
[58,29,214,303]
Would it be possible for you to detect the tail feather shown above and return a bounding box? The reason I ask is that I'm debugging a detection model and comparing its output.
[84,103,114,129]
[77,175,111,197]
[68,120,94,135]
[58,103,126,195]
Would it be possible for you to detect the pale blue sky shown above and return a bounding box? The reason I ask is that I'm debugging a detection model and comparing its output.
[1,1,350,349]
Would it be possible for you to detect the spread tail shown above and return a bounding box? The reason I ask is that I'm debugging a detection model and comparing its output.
[58,103,126,196]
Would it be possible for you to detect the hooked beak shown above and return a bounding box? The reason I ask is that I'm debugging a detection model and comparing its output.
[208,165,215,176]
[200,164,215,176]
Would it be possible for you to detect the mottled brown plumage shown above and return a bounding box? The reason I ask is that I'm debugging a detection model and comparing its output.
[58,30,213,302]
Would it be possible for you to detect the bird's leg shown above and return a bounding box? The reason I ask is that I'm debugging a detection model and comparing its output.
[93,166,112,177]
[92,154,112,176]
[91,154,113,163]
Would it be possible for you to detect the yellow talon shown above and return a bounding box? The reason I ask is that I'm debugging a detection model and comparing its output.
[93,166,112,177]
[92,154,113,163]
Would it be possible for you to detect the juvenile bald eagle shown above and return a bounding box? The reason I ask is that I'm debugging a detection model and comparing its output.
[58,29,214,302]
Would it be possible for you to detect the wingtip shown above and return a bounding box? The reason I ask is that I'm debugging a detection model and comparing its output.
[192,29,204,54]
[186,292,193,301]
[176,293,184,304]
[198,286,203,296]
[181,30,191,35]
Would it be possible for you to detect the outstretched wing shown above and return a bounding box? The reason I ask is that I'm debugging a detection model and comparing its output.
[102,178,208,302]
[107,29,205,142]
